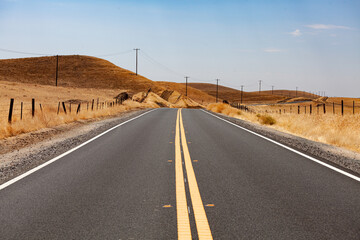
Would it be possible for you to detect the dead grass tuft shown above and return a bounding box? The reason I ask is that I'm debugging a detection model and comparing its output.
[257,114,276,125]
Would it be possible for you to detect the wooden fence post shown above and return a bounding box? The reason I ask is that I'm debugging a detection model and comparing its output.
[76,103,81,114]
[39,104,43,112]
[333,102,335,114]
[62,102,67,114]
[310,105,312,115]
[8,98,14,123]
[341,100,344,116]
[323,104,326,114]
[57,102,60,115]
[32,98,35,117]
[353,101,355,114]
[305,106,306,114]
[92,99,94,111]
[298,105,300,114]
[21,102,23,120]
[69,103,71,113]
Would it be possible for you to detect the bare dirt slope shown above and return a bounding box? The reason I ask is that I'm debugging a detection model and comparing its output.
[157,81,216,104]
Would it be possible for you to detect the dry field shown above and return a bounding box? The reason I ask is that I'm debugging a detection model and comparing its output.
[207,103,360,154]
[250,97,360,115]
[188,82,318,104]
[0,81,155,139]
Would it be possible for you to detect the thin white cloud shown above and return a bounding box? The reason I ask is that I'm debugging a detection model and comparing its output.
[305,24,350,30]
[264,48,283,53]
[290,29,302,37]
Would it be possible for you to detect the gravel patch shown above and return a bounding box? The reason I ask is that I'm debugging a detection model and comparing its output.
[205,109,360,176]
[0,109,151,184]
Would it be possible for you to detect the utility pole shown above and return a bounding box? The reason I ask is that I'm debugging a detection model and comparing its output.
[258,80,262,94]
[271,85,274,95]
[241,85,244,104]
[185,76,189,96]
[133,48,140,75]
[216,79,220,103]
[55,55,59,87]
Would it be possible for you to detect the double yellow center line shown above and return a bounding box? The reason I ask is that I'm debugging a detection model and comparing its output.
[175,109,213,240]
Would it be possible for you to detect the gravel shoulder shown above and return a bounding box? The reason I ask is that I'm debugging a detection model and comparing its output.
[0,109,152,184]
[205,109,360,176]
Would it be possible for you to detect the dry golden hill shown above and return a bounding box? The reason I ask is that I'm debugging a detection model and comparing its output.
[187,83,319,104]
[0,55,218,105]
[0,55,165,94]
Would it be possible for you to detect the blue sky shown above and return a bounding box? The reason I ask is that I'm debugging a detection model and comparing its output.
[0,0,359,97]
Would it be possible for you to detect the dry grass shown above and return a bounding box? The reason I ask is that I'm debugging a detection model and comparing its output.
[207,103,360,154]
[0,100,153,139]
[188,83,318,104]
[0,81,158,139]
[0,55,165,94]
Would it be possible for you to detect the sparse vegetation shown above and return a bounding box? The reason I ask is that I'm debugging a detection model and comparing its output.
[207,103,360,154]
[257,114,276,125]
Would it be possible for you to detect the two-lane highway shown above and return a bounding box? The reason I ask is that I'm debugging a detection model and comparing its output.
[0,108,359,239]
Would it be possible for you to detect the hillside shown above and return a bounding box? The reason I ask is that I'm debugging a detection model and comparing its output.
[187,83,318,104]
[0,55,218,105]
[157,81,216,104]
[0,55,165,94]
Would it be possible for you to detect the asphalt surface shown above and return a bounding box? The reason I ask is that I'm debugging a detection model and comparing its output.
[0,108,359,239]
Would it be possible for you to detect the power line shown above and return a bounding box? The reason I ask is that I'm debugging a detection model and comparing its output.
[95,49,133,57]
[185,76,189,96]
[134,48,140,75]
[140,50,185,77]
[258,80,262,93]
[0,47,50,56]
[216,79,220,103]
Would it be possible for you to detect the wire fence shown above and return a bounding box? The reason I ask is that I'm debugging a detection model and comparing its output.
[1,97,127,124]
[230,100,360,116]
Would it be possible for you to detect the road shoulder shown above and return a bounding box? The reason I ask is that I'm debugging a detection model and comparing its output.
[203,109,360,175]
[0,109,151,184]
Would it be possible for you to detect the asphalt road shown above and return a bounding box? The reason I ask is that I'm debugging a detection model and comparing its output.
[0,108,359,239]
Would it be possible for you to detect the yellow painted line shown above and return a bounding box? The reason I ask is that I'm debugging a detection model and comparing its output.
[179,109,213,240]
[175,109,192,239]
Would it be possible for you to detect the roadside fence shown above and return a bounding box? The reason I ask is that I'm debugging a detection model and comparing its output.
[2,98,125,124]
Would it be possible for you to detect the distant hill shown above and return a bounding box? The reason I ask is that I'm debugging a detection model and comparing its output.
[0,55,165,94]
[187,83,318,104]
[0,55,217,104]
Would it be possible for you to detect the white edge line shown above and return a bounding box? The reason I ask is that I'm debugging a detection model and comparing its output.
[201,109,360,182]
[0,109,157,191]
